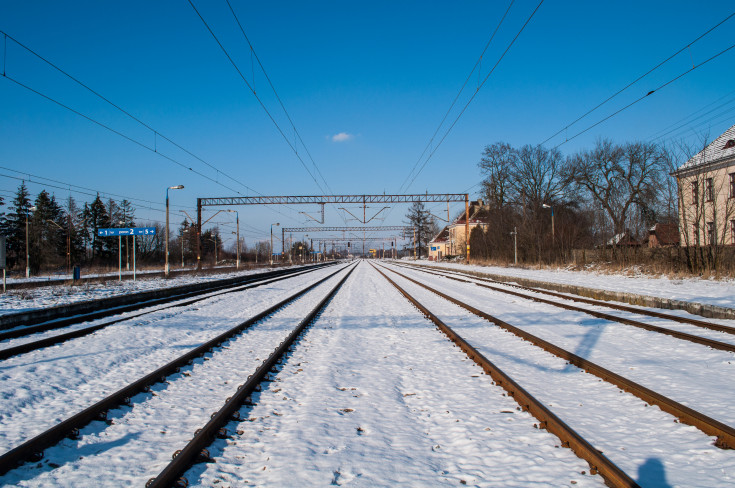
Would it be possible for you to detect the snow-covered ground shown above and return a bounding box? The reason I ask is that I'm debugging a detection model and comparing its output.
[0,266,300,315]
[414,260,735,309]
[1,260,732,486]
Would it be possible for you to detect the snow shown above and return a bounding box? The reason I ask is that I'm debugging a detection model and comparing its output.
[0,266,299,315]
[414,260,735,310]
[0,260,733,486]
[381,262,735,486]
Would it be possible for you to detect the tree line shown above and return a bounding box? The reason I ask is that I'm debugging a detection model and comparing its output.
[0,182,229,274]
[405,138,690,266]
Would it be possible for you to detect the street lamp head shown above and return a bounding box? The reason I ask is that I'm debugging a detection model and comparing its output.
[276,223,280,226]
[29,206,37,211]
[169,185,185,190]
[542,203,551,208]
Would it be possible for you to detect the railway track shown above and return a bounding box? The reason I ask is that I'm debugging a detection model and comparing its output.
[0,262,356,483]
[369,263,637,487]
[373,262,735,486]
[393,262,735,352]
[378,262,735,447]
[0,263,333,361]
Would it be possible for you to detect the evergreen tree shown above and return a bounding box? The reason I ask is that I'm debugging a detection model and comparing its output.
[404,201,437,259]
[83,194,110,260]
[66,196,85,264]
[3,182,32,269]
[30,190,66,271]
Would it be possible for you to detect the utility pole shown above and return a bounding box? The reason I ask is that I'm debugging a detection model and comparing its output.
[413,227,416,260]
[511,226,518,265]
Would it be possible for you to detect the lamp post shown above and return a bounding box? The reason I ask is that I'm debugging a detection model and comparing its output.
[270,223,280,265]
[542,203,554,239]
[223,210,240,269]
[26,205,37,278]
[181,228,188,268]
[165,185,184,277]
[510,226,518,265]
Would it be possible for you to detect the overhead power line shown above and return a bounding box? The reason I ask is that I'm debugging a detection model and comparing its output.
[402,0,546,193]
[540,12,735,147]
[0,30,303,224]
[187,0,328,196]
[224,0,335,198]
[0,29,261,196]
[399,0,516,193]
[552,41,735,150]
[222,0,348,226]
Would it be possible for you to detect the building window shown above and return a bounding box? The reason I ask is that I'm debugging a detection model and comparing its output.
[706,221,715,245]
[730,173,735,199]
[691,181,698,205]
[705,178,714,202]
[693,224,699,245]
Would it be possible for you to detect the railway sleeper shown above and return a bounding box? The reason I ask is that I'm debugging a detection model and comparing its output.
[380,263,735,451]
[0,264,351,476]
[145,263,357,488]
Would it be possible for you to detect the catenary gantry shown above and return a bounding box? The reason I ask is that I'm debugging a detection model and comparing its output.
[195,193,470,265]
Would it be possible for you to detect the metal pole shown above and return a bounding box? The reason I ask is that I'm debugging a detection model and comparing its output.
[118,235,122,281]
[165,188,170,277]
[551,206,555,240]
[181,230,185,268]
[196,198,202,270]
[133,235,137,281]
[25,210,30,278]
[270,225,274,266]
[465,194,470,264]
[413,228,416,260]
[236,213,240,269]
[513,226,518,265]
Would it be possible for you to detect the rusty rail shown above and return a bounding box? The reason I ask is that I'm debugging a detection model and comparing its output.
[0,263,351,476]
[146,263,357,488]
[0,265,333,361]
[394,263,735,353]
[379,263,735,450]
[371,263,639,487]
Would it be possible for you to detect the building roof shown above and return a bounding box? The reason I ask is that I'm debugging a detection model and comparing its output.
[647,223,679,246]
[430,226,449,244]
[677,123,735,172]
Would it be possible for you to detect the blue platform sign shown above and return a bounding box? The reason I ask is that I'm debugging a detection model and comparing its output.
[98,227,157,237]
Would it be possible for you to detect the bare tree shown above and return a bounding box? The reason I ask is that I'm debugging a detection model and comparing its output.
[567,139,666,239]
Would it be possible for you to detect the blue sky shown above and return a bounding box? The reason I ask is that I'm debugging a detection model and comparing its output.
[1,1,734,247]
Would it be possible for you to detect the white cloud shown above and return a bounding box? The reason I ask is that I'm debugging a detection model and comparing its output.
[331,132,353,142]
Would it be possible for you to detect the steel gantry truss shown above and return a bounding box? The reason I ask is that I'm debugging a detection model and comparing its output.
[281,226,414,261]
[195,193,470,266]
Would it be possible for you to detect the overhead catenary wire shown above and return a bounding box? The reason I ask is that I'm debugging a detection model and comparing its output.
[222,0,349,226]
[540,12,735,147]
[187,0,328,197]
[403,0,546,193]
[0,30,304,225]
[551,41,735,150]
[399,0,516,194]
[0,29,262,197]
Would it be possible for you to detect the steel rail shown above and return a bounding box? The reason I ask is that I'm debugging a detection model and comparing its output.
[378,263,735,450]
[370,263,639,488]
[0,263,333,335]
[400,262,735,334]
[0,264,332,343]
[0,263,351,476]
[393,263,735,353]
[146,263,357,488]
[0,265,333,361]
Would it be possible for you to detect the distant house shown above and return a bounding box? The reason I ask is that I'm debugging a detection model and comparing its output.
[644,223,679,248]
[428,200,490,261]
[672,123,735,247]
[604,230,640,248]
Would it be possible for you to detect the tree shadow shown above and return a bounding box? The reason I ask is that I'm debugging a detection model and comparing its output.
[637,457,672,488]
